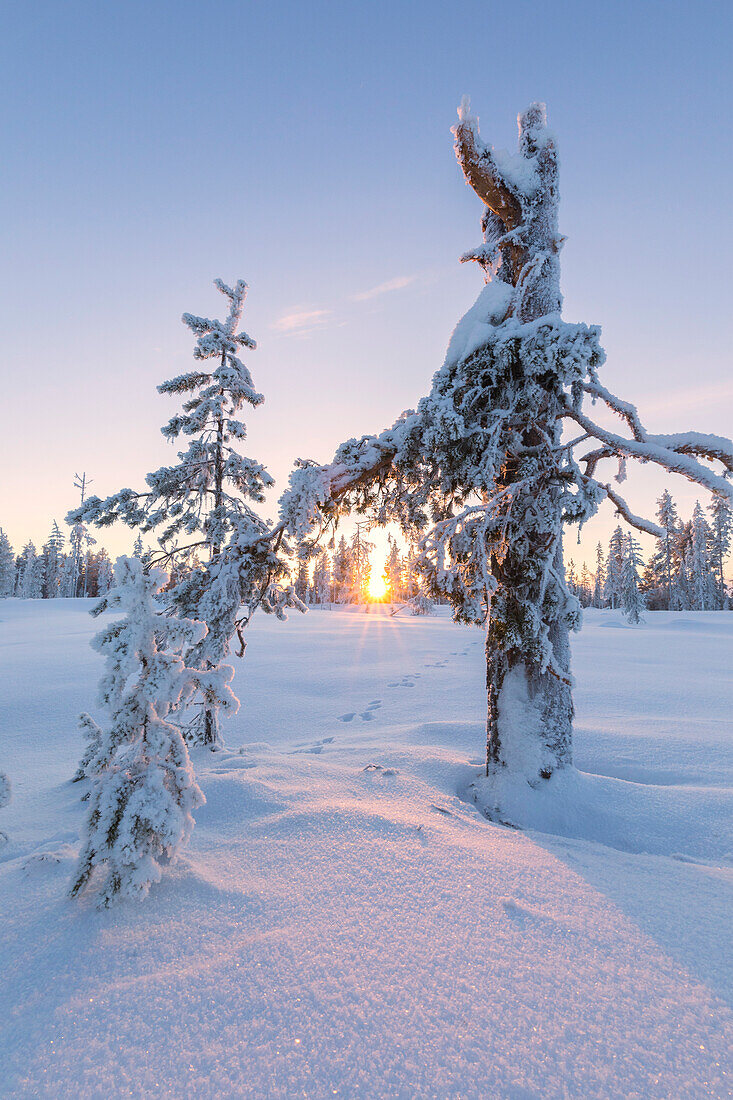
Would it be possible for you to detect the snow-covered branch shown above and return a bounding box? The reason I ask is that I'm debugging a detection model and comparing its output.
[598,484,664,537]
[564,398,733,502]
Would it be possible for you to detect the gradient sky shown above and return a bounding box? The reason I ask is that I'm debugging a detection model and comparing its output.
[2,0,731,576]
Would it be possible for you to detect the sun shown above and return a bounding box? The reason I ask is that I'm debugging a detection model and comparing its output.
[367,573,389,601]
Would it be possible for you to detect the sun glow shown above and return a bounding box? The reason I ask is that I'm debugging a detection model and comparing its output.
[367,573,389,601]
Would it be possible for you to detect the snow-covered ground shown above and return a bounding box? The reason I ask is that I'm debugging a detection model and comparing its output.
[1,599,731,1099]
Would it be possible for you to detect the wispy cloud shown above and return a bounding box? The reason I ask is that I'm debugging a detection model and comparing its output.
[272,308,333,335]
[351,275,416,302]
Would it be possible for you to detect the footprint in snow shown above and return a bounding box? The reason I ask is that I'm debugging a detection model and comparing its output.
[388,676,417,688]
[337,712,356,722]
[363,763,398,777]
[500,898,556,931]
[360,711,375,721]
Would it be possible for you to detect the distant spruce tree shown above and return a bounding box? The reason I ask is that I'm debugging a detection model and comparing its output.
[709,493,732,608]
[620,534,645,624]
[41,521,65,599]
[0,530,15,598]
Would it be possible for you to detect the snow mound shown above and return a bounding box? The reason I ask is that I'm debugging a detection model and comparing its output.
[470,765,733,863]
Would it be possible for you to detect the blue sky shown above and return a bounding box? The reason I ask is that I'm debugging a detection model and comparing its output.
[2,0,731,571]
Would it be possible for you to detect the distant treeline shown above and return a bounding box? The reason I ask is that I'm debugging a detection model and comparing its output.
[567,492,731,617]
[0,523,143,600]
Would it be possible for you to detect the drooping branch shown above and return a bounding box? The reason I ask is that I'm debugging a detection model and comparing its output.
[564,398,733,502]
[277,416,416,543]
[598,484,663,537]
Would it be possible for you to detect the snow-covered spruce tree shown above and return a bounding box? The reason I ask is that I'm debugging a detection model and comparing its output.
[41,521,65,599]
[652,490,679,609]
[0,530,15,598]
[383,535,404,603]
[331,536,351,603]
[708,493,732,608]
[70,557,220,906]
[620,534,645,624]
[0,772,10,844]
[312,548,332,604]
[94,549,115,596]
[69,279,303,748]
[294,556,310,603]
[17,541,43,599]
[604,526,626,610]
[592,542,605,608]
[688,501,716,611]
[278,100,733,804]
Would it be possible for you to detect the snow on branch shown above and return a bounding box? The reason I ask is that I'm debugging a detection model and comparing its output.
[564,398,733,503]
[278,416,415,541]
[599,484,664,537]
[579,380,646,441]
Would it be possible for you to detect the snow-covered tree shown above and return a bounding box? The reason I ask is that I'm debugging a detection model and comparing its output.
[566,559,578,598]
[654,490,678,608]
[94,550,115,596]
[592,542,605,608]
[69,557,224,906]
[17,541,43,599]
[709,493,732,609]
[0,530,15,598]
[578,563,592,607]
[331,536,351,603]
[688,502,716,611]
[278,99,733,802]
[620,534,645,624]
[604,527,626,610]
[132,534,144,559]
[383,535,404,603]
[408,592,435,616]
[349,526,373,604]
[294,557,310,603]
[0,772,10,844]
[69,279,303,747]
[41,522,65,598]
[311,548,332,604]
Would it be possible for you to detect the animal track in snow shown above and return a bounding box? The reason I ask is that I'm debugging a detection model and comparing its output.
[363,763,398,778]
[388,676,417,688]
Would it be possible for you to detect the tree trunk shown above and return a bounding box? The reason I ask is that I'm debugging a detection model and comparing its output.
[456,103,574,781]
